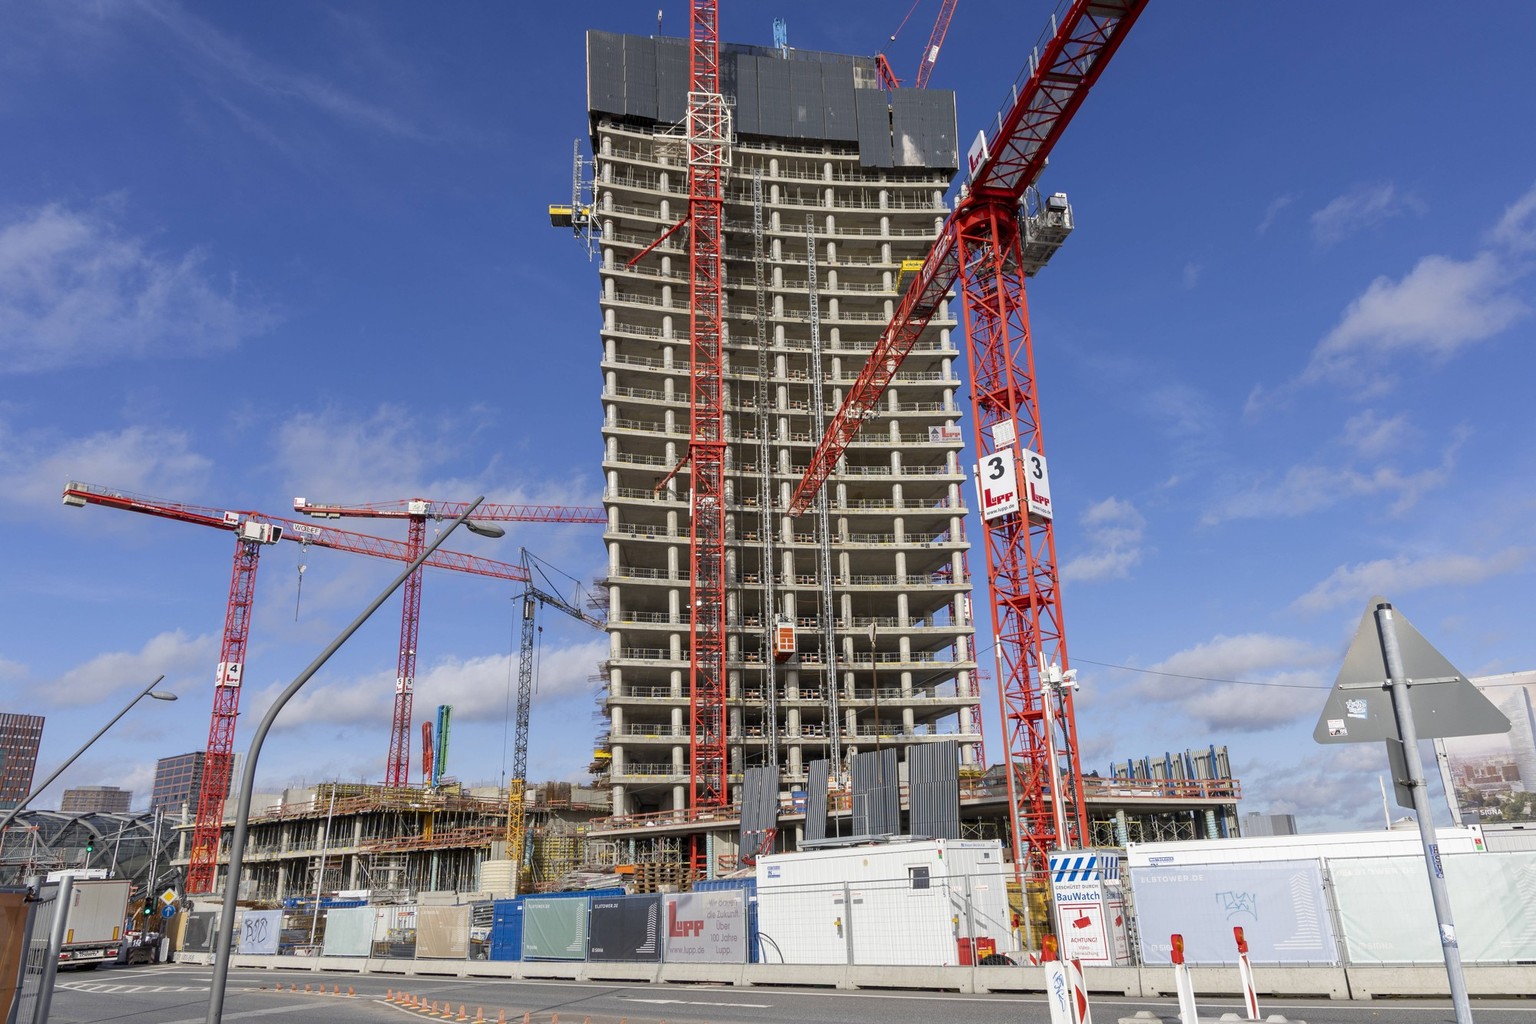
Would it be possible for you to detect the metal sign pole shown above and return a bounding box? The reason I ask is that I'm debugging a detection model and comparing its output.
[30,875,72,1024]
[1375,604,1473,1024]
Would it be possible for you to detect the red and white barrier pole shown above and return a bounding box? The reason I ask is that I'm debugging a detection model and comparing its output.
[1040,935,1092,1024]
[1171,933,1199,1024]
[1234,926,1260,1020]
[1043,935,1073,1024]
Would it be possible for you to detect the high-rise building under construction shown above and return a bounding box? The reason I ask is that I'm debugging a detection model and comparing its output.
[585,30,982,819]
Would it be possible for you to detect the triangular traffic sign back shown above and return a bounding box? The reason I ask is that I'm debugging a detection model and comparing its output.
[1313,596,1510,744]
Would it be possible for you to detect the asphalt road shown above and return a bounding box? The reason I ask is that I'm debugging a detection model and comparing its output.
[42,963,1536,1024]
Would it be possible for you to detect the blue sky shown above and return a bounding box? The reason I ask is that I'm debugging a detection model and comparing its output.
[2,1,1533,835]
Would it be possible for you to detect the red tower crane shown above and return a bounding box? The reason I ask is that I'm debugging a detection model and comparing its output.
[683,0,732,852]
[62,481,528,894]
[875,0,961,91]
[291,498,606,789]
[788,0,1147,874]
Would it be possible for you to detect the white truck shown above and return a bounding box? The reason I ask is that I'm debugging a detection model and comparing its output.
[56,877,133,970]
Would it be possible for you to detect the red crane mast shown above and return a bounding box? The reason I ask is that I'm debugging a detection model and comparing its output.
[62,481,527,893]
[788,0,1147,873]
[292,497,605,789]
[684,0,731,848]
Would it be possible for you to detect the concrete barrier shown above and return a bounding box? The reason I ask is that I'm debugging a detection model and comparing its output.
[180,952,1536,999]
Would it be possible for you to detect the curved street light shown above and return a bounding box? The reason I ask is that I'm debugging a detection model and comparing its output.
[205,497,490,1022]
[0,677,177,836]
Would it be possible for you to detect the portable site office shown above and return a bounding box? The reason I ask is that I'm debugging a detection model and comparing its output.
[753,839,1016,965]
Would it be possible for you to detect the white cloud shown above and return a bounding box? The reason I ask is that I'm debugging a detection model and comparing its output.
[274,405,601,517]
[1238,745,1403,832]
[1257,193,1296,236]
[1123,634,1335,733]
[1181,262,1201,289]
[45,630,217,707]
[1488,181,1536,253]
[0,420,212,514]
[1310,182,1420,245]
[1062,497,1145,583]
[1292,549,1530,613]
[0,203,274,374]
[1202,439,1459,525]
[1305,252,1528,385]
[1339,410,1411,459]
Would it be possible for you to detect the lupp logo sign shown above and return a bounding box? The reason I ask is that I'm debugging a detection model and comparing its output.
[667,901,703,938]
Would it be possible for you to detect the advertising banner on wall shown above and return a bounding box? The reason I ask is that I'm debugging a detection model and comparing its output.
[1130,859,1337,965]
[1437,670,1536,825]
[1330,852,1536,963]
[416,905,469,959]
[522,897,589,960]
[182,911,218,952]
[237,910,281,954]
[589,894,663,962]
[322,906,374,957]
[662,890,747,963]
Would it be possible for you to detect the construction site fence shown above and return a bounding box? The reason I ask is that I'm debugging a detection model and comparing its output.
[181,849,1536,968]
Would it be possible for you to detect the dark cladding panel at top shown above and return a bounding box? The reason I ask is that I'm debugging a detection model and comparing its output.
[890,88,959,169]
[822,66,859,143]
[734,56,760,136]
[753,55,793,138]
[855,89,894,168]
[788,61,825,138]
[623,36,659,122]
[655,36,689,125]
[587,31,627,116]
[587,32,955,168]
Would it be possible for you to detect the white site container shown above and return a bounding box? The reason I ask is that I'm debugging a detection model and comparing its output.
[754,838,1015,966]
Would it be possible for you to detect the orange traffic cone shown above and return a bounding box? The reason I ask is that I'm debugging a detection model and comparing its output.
[348,986,355,997]
[496,1010,506,1024]
[459,1005,469,1022]
[473,1008,484,1023]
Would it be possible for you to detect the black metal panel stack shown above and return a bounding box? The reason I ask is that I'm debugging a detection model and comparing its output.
[738,764,781,858]
[850,747,900,836]
[804,759,829,842]
[907,739,961,839]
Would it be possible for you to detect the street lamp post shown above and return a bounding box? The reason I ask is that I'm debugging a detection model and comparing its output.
[0,677,177,836]
[205,497,494,1023]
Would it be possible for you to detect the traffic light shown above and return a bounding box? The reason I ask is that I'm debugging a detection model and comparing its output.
[85,839,95,854]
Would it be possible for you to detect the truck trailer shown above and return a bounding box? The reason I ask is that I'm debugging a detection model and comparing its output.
[57,878,132,970]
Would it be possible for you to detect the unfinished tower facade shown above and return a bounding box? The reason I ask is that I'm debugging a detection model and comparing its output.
[587,31,981,819]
